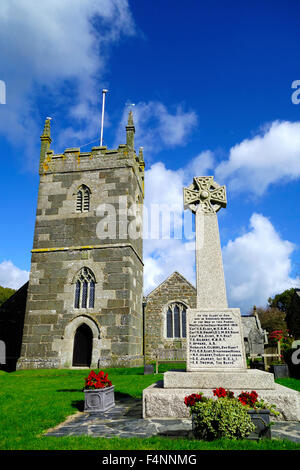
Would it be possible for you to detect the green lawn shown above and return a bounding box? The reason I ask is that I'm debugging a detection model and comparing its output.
[0,367,299,450]
[275,377,300,392]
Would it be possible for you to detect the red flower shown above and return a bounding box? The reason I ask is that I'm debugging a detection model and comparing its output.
[213,387,234,399]
[84,370,112,390]
[238,391,258,407]
[184,393,204,407]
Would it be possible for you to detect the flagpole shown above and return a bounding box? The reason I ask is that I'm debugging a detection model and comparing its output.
[100,89,108,146]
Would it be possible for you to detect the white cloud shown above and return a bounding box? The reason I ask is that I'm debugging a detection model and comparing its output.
[144,150,215,215]
[144,157,300,313]
[0,261,29,290]
[184,150,215,183]
[0,0,135,162]
[115,101,197,157]
[215,120,300,195]
[222,213,300,313]
[144,239,196,295]
[143,152,215,293]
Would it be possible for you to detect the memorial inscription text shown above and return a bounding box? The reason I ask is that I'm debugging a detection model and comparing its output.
[189,312,243,368]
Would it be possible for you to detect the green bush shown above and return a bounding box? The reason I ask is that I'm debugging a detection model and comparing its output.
[191,397,255,440]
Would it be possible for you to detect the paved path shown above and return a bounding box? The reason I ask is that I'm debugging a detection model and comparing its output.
[45,396,300,442]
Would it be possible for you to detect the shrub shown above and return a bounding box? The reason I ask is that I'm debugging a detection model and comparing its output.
[191,397,255,440]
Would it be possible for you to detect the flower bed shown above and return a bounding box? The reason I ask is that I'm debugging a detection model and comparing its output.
[185,387,280,440]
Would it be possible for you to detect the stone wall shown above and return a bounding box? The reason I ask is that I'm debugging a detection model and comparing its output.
[144,272,197,361]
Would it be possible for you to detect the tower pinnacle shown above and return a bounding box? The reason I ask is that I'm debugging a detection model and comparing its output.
[126,110,135,150]
[40,118,52,166]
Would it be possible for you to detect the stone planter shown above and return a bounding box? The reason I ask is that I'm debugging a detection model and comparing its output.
[84,386,115,412]
[247,409,271,439]
[270,364,289,379]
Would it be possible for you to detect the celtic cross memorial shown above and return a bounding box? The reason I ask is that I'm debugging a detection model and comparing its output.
[183,176,247,372]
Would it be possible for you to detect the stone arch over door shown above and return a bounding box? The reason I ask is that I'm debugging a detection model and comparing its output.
[60,315,101,368]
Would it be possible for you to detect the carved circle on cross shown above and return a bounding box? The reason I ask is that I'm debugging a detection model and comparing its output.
[183,176,227,214]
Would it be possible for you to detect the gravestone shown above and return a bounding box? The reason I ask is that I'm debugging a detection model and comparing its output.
[144,364,154,375]
[248,328,265,356]
[0,340,5,364]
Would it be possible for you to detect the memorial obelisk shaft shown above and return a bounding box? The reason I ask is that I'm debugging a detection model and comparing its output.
[195,208,227,309]
[183,176,247,372]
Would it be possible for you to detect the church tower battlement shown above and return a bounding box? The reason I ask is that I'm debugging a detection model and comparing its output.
[17,112,145,369]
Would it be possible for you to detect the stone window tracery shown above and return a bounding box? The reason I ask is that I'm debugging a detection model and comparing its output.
[166,303,187,338]
[74,267,96,309]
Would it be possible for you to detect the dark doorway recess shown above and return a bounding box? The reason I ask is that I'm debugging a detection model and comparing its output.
[72,324,93,367]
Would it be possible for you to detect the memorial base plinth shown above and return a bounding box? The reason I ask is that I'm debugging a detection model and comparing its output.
[142,371,300,422]
[163,369,276,390]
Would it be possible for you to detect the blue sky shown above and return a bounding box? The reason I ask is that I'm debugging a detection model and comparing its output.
[0,0,300,313]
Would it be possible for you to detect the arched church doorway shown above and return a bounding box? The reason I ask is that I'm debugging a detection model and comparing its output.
[72,323,93,367]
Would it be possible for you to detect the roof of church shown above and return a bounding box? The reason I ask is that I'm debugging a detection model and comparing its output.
[145,271,196,299]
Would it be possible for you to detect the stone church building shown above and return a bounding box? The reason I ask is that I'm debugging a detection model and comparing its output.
[0,115,263,371]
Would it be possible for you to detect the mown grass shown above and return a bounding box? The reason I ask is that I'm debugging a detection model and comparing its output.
[0,366,299,450]
[275,377,300,392]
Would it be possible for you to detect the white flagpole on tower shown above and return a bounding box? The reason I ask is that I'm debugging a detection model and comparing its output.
[100,89,108,146]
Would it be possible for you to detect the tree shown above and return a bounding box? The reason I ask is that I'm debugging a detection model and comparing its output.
[285,289,300,339]
[268,288,295,313]
[255,306,287,335]
[0,285,16,307]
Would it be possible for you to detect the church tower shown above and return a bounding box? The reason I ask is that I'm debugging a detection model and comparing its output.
[17,112,145,369]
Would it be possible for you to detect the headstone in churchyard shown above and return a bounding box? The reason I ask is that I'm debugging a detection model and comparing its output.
[183,176,247,372]
[0,340,5,364]
[248,328,265,356]
[144,364,154,375]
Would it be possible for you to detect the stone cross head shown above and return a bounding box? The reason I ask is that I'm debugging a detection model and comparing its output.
[183,176,227,213]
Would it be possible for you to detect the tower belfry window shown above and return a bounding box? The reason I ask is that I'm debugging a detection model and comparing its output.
[74,267,96,309]
[76,185,90,212]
